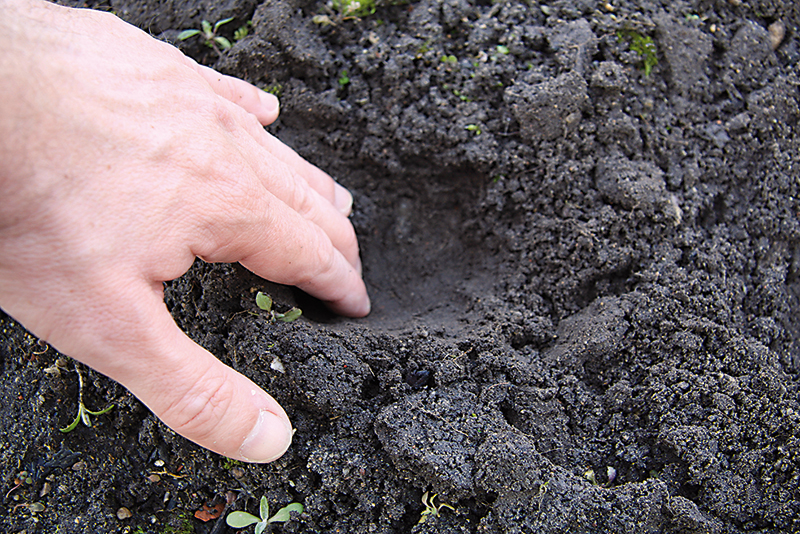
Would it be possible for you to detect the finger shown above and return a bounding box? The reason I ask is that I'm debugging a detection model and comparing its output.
[221,127,362,272]
[185,58,280,126]
[229,104,355,216]
[191,182,370,317]
[76,282,293,463]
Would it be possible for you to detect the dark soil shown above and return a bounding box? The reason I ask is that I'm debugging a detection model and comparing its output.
[3,0,800,532]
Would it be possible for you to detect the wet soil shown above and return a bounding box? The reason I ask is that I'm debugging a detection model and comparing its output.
[2,0,800,532]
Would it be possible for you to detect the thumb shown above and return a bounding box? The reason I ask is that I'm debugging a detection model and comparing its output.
[79,283,293,463]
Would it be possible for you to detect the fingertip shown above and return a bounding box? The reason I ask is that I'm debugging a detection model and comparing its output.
[238,407,293,463]
[334,182,354,216]
[329,290,371,318]
[257,90,280,125]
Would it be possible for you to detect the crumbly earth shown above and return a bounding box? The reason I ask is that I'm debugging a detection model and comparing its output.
[2,0,799,532]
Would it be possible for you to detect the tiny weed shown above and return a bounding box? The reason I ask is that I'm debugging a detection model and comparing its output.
[466,124,482,135]
[255,292,302,323]
[163,510,195,534]
[417,491,455,524]
[617,29,658,76]
[234,21,253,41]
[453,89,472,102]
[226,496,303,533]
[415,39,434,59]
[314,0,376,25]
[223,458,243,470]
[441,54,458,65]
[178,17,235,55]
[496,44,510,55]
[332,0,376,19]
[60,363,114,433]
[262,83,283,98]
[338,70,351,86]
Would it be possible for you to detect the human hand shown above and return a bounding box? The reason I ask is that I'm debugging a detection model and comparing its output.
[0,1,369,462]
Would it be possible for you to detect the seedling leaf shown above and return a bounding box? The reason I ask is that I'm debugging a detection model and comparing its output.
[269,503,304,523]
[60,413,82,433]
[226,511,261,528]
[201,20,212,35]
[177,29,201,40]
[275,308,302,322]
[214,17,234,32]
[259,496,269,521]
[254,523,267,534]
[255,292,273,312]
[214,36,232,50]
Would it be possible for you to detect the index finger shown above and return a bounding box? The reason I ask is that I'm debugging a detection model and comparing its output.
[190,181,370,317]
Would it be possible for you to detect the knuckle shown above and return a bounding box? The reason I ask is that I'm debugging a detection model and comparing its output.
[160,368,235,440]
[290,175,318,218]
[209,99,238,132]
[289,226,337,288]
[340,224,359,256]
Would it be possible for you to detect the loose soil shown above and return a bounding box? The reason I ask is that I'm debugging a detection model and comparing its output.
[2,0,800,532]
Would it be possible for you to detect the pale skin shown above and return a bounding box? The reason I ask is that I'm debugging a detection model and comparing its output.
[0,0,370,462]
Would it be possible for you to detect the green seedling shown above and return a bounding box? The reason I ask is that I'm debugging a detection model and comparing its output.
[466,124,482,135]
[452,88,472,102]
[417,491,455,524]
[255,292,302,322]
[178,17,234,55]
[60,363,114,433]
[617,29,658,76]
[262,83,283,98]
[226,496,303,533]
[338,70,351,86]
[234,21,253,41]
[313,0,375,25]
[332,0,376,19]
[222,458,243,470]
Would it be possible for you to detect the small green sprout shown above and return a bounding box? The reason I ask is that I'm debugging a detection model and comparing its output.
[466,124,482,135]
[60,363,114,433]
[222,458,243,470]
[617,29,658,76]
[234,21,253,41]
[314,0,376,25]
[262,83,283,98]
[178,17,234,55]
[441,54,458,65]
[226,496,303,533]
[452,89,472,102]
[496,44,510,55]
[338,70,351,86]
[332,0,376,19]
[417,491,454,524]
[255,292,302,322]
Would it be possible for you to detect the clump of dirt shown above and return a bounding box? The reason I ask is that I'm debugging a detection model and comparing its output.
[2,0,800,532]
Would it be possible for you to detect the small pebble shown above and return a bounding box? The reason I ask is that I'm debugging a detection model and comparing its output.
[768,21,785,50]
[117,507,132,520]
[147,474,161,483]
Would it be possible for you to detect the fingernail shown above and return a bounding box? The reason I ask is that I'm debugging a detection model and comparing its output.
[239,409,292,463]
[334,183,354,216]
[259,91,280,114]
